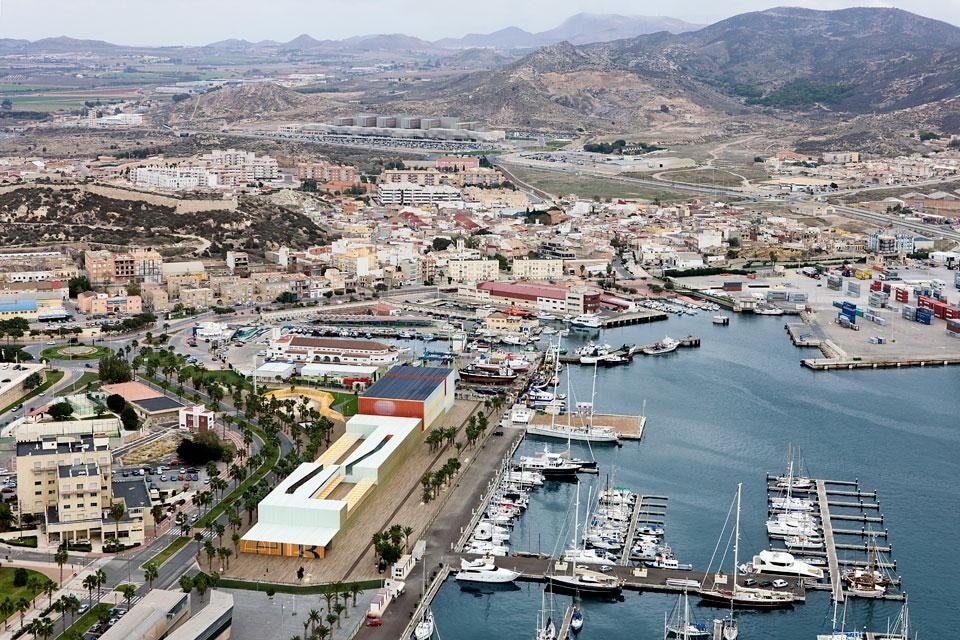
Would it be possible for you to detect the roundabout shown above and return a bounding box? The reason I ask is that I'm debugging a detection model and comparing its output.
[40,343,113,360]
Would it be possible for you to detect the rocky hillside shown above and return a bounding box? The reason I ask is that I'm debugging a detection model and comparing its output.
[419,7,960,132]
[162,83,334,127]
[0,187,327,258]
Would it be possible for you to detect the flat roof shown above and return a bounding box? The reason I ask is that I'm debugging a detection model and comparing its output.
[282,335,391,351]
[16,434,109,457]
[113,478,151,509]
[300,363,380,377]
[362,365,452,402]
[100,381,162,402]
[99,589,188,640]
[131,396,184,413]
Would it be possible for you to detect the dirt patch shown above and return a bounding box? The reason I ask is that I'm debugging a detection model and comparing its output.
[121,433,182,465]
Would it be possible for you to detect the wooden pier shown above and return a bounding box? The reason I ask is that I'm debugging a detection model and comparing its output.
[816,479,844,603]
[557,605,576,640]
[620,495,644,566]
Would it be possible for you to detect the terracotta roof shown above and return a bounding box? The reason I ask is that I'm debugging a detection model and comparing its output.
[287,336,391,351]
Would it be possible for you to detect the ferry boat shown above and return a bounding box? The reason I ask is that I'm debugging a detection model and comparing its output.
[712,315,730,325]
[746,550,824,579]
[642,336,680,355]
[455,557,520,584]
[569,313,602,329]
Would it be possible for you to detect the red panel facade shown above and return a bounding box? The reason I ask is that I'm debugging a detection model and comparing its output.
[358,397,426,430]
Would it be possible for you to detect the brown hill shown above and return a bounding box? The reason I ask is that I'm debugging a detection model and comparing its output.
[163,83,333,127]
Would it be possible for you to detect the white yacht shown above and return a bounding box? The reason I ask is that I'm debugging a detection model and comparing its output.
[747,550,824,579]
[414,609,434,640]
[568,313,602,329]
[455,557,520,584]
[783,534,823,550]
[642,335,680,355]
[464,541,509,556]
[510,404,534,424]
[562,547,617,566]
[770,495,815,512]
[766,512,819,538]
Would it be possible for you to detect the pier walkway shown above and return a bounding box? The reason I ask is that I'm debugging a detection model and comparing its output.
[557,605,576,640]
[817,479,844,603]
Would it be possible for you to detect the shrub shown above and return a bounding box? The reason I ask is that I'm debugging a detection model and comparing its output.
[106,394,126,413]
[13,567,29,586]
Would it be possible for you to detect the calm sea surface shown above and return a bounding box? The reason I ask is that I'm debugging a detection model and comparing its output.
[430,313,956,639]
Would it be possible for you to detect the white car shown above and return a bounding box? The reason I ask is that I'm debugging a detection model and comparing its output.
[772,579,789,589]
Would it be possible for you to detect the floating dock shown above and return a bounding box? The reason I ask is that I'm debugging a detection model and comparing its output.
[599,310,668,327]
[524,412,646,441]
[816,480,844,603]
[557,605,576,640]
[802,355,960,370]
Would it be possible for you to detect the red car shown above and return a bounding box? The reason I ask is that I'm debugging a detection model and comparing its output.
[365,616,382,628]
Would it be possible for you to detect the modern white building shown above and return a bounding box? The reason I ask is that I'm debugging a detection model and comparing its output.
[377,182,461,206]
[447,259,499,283]
[240,414,421,558]
[511,258,564,280]
[131,166,216,191]
[268,335,399,365]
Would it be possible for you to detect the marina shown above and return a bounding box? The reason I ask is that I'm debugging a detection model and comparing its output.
[353,313,948,640]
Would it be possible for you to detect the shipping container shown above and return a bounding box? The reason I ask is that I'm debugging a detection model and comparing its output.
[722,281,743,292]
[870,280,883,292]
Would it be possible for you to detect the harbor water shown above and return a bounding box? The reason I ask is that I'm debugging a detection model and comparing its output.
[432,313,955,638]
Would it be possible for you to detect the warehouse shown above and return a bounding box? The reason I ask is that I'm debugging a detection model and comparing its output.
[358,365,456,429]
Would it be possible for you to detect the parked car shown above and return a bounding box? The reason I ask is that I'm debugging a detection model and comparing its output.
[191,474,199,481]
[772,579,789,589]
[160,475,167,482]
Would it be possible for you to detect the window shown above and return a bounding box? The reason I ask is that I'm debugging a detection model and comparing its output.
[35,481,41,486]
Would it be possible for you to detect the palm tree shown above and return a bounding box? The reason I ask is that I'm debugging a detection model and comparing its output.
[54,548,69,584]
[82,575,97,606]
[108,501,126,543]
[143,562,159,589]
[179,575,194,594]
[316,623,330,640]
[151,504,164,538]
[333,603,346,628]
[308,608,321,636]
[116,584,136,611]
[402,526,414,552]
[350,583,362,607]
[325,613,338,633]
[176,512,190,537]
[194,532,205,558]
[95,569,107,599]
[16,597,29,629]
[231,532,241,553]
[193,574,209,603]
[214,522,226,547]
[28,616,54,640]
[43,579,56,608]
[1,597,14,630]
[204,540,216,570]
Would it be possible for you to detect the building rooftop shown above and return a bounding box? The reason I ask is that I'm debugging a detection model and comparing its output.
[362,365,453,401]
[16,434,109,457]
[282,335,392,352]
[112,478,151,510]
[58,463,99,478]
[98,589,189,640]
[131,396,184,413]
[100,381,163,402]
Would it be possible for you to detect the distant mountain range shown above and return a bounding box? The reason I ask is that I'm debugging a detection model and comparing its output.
[0,12,702,55]
[413,6,960,130]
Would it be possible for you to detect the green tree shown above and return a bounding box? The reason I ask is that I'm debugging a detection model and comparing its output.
[48,402,74,420]
[179,574,194,594]
[54,548,69,584]
[108,501,126,544]
[143,562,159,588]
[115,584,136,611]
[67,276,91,298]
[120,405,140,431]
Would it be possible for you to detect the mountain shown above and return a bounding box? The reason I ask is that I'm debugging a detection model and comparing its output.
[536,12,703,44]
[435,12,702,49]
[587,7,960,111]
[424,6,960,131]
[435,26,535,49]
[163,82,322,126]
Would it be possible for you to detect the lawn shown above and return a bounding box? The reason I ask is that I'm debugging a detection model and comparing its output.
[55,602,110,640]
[0,535,37,548]
[141,536,189,569]
[0,566,47,604]
[330,391,358,417]
[40,344,112,361]
[655,168,748,187]
[4,95,125,112]
[0,369,64,415]
[179,366,250,391]
[507,165,689,202]
[59,372,100,395]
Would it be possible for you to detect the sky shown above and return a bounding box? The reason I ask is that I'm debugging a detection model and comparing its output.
[0,0,956,45]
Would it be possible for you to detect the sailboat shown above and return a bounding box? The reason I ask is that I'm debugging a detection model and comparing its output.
[414,561,435,640]
[664,590,709,639]
[698,484,796,609]
[841,530,895,597]
[551,481,623,596]
[536,588,557,640]
[816,599,863,640]
[570,600,584,633]
[526,355,618,443]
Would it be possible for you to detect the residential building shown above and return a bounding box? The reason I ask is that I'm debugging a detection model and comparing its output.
[436,156,480,171]
[84,248,163,285]
[76,291,143,316]
[377,182,461,206]
[482,312,539,336]
[16,434,146,546]
[225,251,250,276]
[447,259,499,283]
[131,166,216,190]
[511,258,564,280]
[473,281,601,314]
[198,149,279,186]
[297,161,358,183]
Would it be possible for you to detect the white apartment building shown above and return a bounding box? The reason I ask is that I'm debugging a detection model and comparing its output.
[199,149,279,186]
[132,166,216,191]
[377,182,461,206]
[447,259,499,283]
[511,258,564,280]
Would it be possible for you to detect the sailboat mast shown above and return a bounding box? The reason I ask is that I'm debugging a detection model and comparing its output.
[589,362,598,429]
[733,483,741,592]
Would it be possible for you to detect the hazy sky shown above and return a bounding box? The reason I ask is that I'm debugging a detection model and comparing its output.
[0,0,956,45]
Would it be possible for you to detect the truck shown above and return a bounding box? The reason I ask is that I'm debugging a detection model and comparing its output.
[855,269,873,280]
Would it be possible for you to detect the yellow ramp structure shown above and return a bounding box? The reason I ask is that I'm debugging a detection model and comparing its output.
[263,386,346,423]
[314,432,359,466]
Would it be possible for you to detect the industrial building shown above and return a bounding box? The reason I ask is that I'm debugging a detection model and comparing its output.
[98,587,234,640]
[240,414,422,558]
[267,335,399,365]
[359,365,456,429]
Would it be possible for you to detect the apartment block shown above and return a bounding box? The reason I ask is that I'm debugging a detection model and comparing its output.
[511,258,564,280]
[447,259,499,283]
[297,161,358,183]
[16,434,146,546]
[84,248,163,285]
[76,291,143,316]
[198,149,279,186]
[131,166,216,190]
